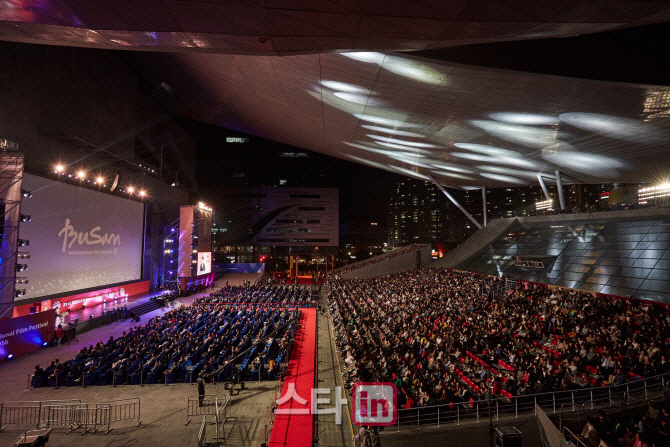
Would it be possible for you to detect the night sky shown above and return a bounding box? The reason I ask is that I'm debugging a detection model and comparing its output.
[178,22,670,227]
[177,117,404,224]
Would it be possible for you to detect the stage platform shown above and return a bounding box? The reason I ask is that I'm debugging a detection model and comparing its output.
[61,290,171,326]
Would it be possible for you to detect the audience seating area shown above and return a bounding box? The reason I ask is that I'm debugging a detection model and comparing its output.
[195,284,311,305]
[329,268,670,411]
[33,286,305,388]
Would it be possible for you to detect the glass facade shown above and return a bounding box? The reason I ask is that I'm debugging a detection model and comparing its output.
[456,217,670,303]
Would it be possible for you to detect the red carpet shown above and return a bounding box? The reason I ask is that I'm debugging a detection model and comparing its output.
[269,308,316,447]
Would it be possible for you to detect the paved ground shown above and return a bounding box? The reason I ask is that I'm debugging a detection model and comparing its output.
[0,290,279,447]
[315,287,356,447]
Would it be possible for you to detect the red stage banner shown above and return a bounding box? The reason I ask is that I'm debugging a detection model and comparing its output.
[0,309,56,363]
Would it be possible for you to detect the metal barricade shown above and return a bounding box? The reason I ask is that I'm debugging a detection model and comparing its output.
[99,398,141,433]
[186,394,230,426]
[393,371,670,432]
[44,403,86,433]
[198,415,208,447]
[83,404,111,434]
[0,401,42,431]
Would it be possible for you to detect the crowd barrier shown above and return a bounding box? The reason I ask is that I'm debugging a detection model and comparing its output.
[186,394,230,426]
[393,372,670,432]
[187,394,231,445]
[198,415,208,447]
[0,397,140,435]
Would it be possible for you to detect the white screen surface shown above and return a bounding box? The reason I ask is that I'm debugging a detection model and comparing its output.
[18,174,145,301]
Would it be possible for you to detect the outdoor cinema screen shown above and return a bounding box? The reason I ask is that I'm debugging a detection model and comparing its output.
[17,173,145,301]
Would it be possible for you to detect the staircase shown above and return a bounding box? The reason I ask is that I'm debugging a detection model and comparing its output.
[128,299,163,318]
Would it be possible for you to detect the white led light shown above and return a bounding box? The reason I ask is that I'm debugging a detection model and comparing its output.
[374,142,433,153]
[480,173,525,184]
[489,112,558,126]
[451,152,538,169]
[367,134,438,148]
[542,151,624,175]
[353,114,422,128]
[429,163,473,174]
[469,119,567,148]
[334,92,389,106]
[430,170,475,181]
[320,80,369,94]
[341,52,386,64]
[361,125,425,138]
[559,112,666,143]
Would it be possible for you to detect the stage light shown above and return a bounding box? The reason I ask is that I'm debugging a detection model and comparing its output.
[7,354,13,359]
[55,164,64,172]
[128,186,134,193]
[17,239,29,247]
[97,176,104,184]
[15,264,27,272]
[139,190,146,197]
[14,289,26,297]
[19,214,31,222]
[43,342,48,346]
[21,189,32,198]
[78,170,86,179]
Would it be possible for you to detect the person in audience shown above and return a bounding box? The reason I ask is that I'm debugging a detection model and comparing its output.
[328,267,670,411]
[32,285,302,388]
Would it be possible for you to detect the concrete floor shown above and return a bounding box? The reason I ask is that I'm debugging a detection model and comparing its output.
[315,288,356,447]
[0,291,279,447]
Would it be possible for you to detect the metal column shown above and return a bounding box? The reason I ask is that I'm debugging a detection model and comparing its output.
[555,170,566,210]
[537,174,552,202]
[482,187,488,227]
[429,176,482,230]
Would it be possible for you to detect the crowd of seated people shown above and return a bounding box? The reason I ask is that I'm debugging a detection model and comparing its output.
[573,403,670,447]
[195,284,311,305]
[329,268,670,410]
[330,244,427,276]
[34,289,301,388]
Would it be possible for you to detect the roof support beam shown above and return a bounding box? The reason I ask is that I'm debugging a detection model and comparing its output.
[537,174,552,202]
[555,170,566,210]
[429,176,482,230]
[482,186,488,227]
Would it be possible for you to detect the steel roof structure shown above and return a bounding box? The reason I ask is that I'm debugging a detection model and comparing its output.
[3,1,670,188]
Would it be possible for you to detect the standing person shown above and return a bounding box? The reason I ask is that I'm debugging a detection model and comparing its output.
[370,426,382,447]
[358,426,372,447]
[55,325,65,346]
[197,374,206,406]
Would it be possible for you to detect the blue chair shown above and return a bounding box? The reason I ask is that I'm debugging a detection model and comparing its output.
[65,374,77,387]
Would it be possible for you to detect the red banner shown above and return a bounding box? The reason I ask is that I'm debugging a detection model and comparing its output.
[0,309,56,362]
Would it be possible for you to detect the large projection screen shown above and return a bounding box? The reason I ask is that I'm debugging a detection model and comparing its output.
[18,174,145,301]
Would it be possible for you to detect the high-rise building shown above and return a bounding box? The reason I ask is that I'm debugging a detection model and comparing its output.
[389,179,633,247]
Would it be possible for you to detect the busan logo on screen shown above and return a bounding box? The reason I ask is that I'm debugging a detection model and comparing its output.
[352,382,397,426]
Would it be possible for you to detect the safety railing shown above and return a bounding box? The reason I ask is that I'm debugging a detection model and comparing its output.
[0,401,43,431]
[0,398,140,435]
[0,399,82,432]
[393,372,669,432]
[198,415,208,447]
[100,398,141,433]
[186,394,230,426]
